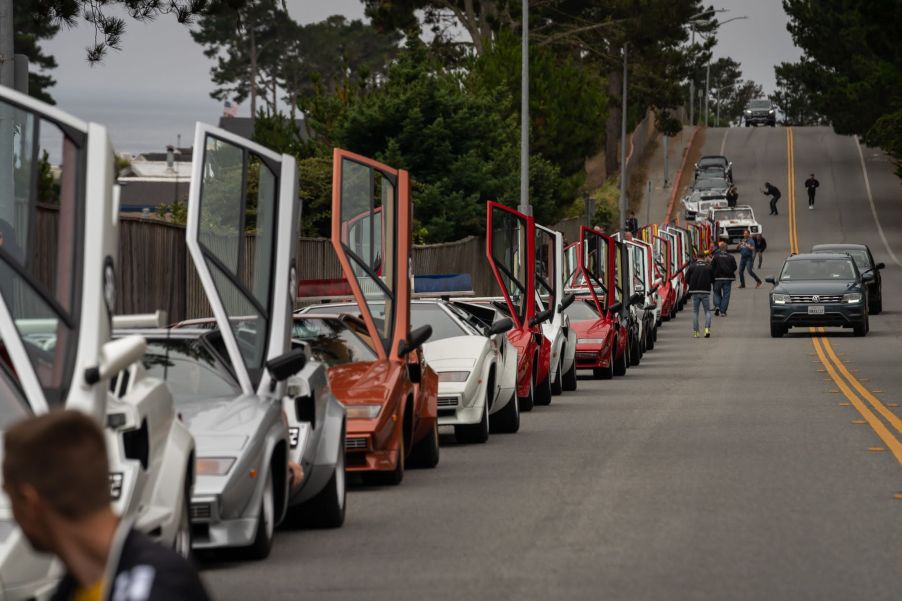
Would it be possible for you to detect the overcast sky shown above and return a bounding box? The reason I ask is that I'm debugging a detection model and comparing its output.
[40,0,799,153]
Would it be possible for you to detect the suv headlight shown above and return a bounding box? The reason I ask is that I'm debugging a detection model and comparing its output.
[843,293,862,304]
[744,109,752,114]
[750,226,759,233]
[772,293,789,305]
[768,109,775,114]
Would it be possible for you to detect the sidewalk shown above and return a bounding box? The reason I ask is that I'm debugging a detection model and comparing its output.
[637,125,699,226]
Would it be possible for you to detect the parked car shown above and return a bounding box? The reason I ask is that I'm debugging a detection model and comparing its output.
[327,148,440,485]
[535,224,578,394]
[811,244,884,314]
[695,155,733,182]
[767,253,872,337]
[744,98,776,126]
[0,87,193,598]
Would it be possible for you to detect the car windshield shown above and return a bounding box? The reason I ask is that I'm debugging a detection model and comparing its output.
[814,249,871,270]
[694,179,728,190]
[142,338,241,403]
[715,209,753,221]
[699,157,727,167]
[750,100,771,109]
[410,304,469,341]
[292,317,377,366]
[564,300,600,321]
[780,258,857,281]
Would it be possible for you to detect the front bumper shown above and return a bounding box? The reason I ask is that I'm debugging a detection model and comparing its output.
[746,113,775,125]
[575,347,608,369]
[436,387,485,427]
[770,303,865,328]
[189,495,258,549]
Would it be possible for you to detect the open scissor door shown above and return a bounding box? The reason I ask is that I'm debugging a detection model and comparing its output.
[0,87,117,419]
[639,224,657,245]
[486,202,533,329]
[563,242,584,289]
[331,149,411,359]
[186,124,299,396]
[578,226,614,316]
[625,241,649,299]
[534,224,562,316]
[652,235,672,281]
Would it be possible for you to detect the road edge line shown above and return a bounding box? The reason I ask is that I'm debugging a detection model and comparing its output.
[664,127,700,223]
[853,135,902,268]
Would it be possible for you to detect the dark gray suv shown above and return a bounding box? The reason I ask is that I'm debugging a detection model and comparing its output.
[744,99,776,127]
[766,253,873,337]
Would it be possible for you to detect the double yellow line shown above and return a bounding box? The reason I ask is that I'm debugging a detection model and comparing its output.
[786,127,902,468]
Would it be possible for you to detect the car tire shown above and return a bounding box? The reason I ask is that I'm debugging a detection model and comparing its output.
[455,401,489,444]
[853,318,868,337]
[490,392,520,434]
[296,423,347,528]
[408,420,440,469]
[173,482,192,560]
[550,361,563,395]
[646,326,655,351]
[534,372,552,406]
[871,296,882,315]
[244,468,275,560]
[629,335,641,366]
[770,323,785,338]
[613,341,628,376]
[517,371,535,412]
[562,358,577,392]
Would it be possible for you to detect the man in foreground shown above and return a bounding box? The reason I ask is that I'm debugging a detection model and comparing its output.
[2,411,211,601]
[686,251,714,338]
[711,241,737,316]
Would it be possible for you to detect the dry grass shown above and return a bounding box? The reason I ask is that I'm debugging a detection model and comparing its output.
[627,137,660,214]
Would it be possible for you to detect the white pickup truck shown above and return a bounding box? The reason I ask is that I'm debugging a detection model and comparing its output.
[706,205,763,244]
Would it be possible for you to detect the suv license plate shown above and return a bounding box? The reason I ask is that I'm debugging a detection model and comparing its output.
[808,305,825,315]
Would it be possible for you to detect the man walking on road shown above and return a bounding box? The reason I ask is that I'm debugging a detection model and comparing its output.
[805,173,820,209]
[3,411,211,601]
[761,182,782,215]
[753,232,767,268]
[737,230,762,288]
[686,252,714,338]
[711,241,737,316]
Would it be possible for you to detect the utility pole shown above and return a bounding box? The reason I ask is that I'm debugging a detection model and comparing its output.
[688,28,695,126]
[619,43,627,233]
[519,0,530,215]
[704,61,710,127]
[0,0,12,88]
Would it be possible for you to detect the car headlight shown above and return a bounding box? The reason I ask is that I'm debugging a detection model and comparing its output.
[843,293,862,304]
[744,109,752,114]
[579,338,606,344]
[772,293,789,305]
[346,404,383,419]
[196,457,236,476]
[750,226,759,233]
[769,109,775,114]
[437,371,470,382]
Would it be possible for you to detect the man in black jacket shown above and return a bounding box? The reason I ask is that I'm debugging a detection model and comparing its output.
[710,241,737,316]
[3,411,211,601]
[685,253,714,338]
[761,182,782,215]
[804,173,819,209]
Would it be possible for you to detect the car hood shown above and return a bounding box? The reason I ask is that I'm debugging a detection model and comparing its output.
[571,319,611,338]
[774,280,859,294]
[177,394,269,451]
[328,360,395,405]
[423,336,485,364]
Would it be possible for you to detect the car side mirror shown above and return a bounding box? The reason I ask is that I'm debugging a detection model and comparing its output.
[876,262,885,270]
[84,335,148,386]
[608,301,623,314]
[529,307,554,327]
[643,301,657,310]
[398,325,433,357]
[765,276,776,285]
[559,292,575,311]
[487,317,513,336]
[862,272,875,283]
[265,347,307,383]
[629,292,644,306]
[407,361,422,384]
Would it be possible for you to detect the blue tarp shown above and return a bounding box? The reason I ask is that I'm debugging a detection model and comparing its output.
[413,273,473,294]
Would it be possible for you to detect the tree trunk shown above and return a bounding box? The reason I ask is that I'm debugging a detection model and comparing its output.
[604,68,622,179]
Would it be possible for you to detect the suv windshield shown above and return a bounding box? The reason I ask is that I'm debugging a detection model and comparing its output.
[715,209,753,221]
[781,258,857,281]
[814,249,871,270]
[694,178,728,190]
[142,338,241,403]
[749,100,771,109]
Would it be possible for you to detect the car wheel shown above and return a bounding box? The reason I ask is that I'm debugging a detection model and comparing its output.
[853,317,868,337]
[245,467,275,560]
[534,372,552,406]
[770,323,785,338]
[455,400,489,444]
[517,367,535,412]
[408,420,440,468]
[613,341,628,376]
[629,335,641,366]
[173,483,192,560]
[490,391,520,434]
[296,423,347,528]
[562,358,578,391]
[871,296,882,315]
[646,326,656,351]
[550,360,563,395]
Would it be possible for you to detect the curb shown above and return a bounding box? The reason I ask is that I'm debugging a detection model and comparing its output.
[664,127,700,224]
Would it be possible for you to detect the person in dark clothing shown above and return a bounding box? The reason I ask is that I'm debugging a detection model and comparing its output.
[625,212,639,235]
[725,185,739,208]
[737,230,762,288]
[804,173,819,209]
[3,411,211,601]
[753,233,767,268]
[685,253,714,338]
[761,182,781,215]
[710,241,737,316]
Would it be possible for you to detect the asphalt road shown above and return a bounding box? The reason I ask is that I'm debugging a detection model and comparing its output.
[201,127,902,600]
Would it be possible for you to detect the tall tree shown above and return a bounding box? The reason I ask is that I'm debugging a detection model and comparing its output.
[770,61,823,126]
[782,0,901,169]
[13,1,59,103]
